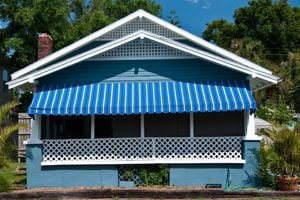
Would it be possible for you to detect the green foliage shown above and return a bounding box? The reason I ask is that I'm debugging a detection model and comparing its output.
[0,0,162,71]
[204,0,300,57]
[0,101,19,168]
[256,101,295,125]
[260,128,300,180]
[139,165,169,186]
[0,160,26,190]
[203,0,300,110]
[168,10,181,27]
[0,173,12,192]
[121,165,169,186]
[259,142,280,188]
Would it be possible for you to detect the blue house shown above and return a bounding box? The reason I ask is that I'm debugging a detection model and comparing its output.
[8,10,279,189]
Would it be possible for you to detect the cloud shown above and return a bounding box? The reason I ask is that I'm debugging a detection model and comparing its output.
[185,0,212,9]
[185,0,200,3]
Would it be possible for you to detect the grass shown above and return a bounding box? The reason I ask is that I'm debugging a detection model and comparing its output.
[0,159,26,190]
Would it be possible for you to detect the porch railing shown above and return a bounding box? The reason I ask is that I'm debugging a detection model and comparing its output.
[41,136,244,165]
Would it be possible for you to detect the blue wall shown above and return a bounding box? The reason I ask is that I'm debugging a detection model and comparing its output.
[169,140,260,188]
[40,59,246,85]
[26,140,260,188]
[26,144,118,189]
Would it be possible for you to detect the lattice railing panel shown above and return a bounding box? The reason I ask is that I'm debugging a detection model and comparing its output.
[98,18,183,40]
[91,39,194,60]
[42,137,243,165]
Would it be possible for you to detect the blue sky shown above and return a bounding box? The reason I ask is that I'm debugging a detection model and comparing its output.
[0,0,299,36]
[157,0,300,36]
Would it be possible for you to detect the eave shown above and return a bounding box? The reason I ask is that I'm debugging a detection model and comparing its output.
[10,9,277,86]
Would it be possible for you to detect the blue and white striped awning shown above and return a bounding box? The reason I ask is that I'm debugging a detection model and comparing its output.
[28,80,256,115]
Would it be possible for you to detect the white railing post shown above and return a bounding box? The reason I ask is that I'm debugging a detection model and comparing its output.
[140,114,145,138]
[27,114,42,144]
[190,112,194,137]
[91,115,95,139]
[244,110,261,140]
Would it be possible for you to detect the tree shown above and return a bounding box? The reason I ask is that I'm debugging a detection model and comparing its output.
[168,10,181,27]
[0,0,162,72]
[203,0,300,110]
[0,101,19,168]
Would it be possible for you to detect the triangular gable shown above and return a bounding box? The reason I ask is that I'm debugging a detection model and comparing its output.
[98,16,184,40]
[7,30,277,90]
[10,9,278,85]
[90,38,196,60]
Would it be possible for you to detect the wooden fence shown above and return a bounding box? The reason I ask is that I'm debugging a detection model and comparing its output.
[18,113,31,164]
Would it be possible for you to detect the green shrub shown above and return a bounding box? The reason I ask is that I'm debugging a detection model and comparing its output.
[259,128,300,188]
[120,165,169,186]
[139,165,169,186]
[256,101,295,125]
[259,142,278,188]
[0,173,12,192]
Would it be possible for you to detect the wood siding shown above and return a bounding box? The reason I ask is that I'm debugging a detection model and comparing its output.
[39,59,247,85]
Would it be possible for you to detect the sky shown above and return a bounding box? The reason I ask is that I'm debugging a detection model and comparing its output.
[156,0,300,36]
[0,0,299,35]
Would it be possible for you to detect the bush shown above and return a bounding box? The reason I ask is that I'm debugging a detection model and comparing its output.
[256,101,295,125]
[259,128,300,189]
[139,165,169,186]
[0,173,12,192]
[259,142,278,188]
[120,165,169,186]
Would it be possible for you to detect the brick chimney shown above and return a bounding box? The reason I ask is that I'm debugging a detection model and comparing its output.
[37,33,53,60]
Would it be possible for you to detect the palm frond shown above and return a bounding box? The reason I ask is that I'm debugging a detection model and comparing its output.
[0,124,19,146]
[0,100,19,126]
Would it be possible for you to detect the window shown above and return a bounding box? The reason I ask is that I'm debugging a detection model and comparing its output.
[144,113,189,137]
[41,115,91,139]
[95,115,140,138]
[194,111,244,137]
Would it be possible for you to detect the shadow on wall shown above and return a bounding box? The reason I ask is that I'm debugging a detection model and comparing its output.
[243,147,260,186]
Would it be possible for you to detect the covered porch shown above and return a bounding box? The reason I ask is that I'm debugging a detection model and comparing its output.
[27,80,258,166]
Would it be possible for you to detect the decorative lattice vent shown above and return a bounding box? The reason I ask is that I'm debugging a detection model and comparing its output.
[91,39,194,60]
[42,137,243,165]
[98,17,183,40]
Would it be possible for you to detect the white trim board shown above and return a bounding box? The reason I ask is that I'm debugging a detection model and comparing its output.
[41,159,246,166]
[10,9,278,85]
[7,30,278,89]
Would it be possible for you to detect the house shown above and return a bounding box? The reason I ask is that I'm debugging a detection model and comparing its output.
[255,117,273,132]
[0,57,10,106]
[7,10,279,189]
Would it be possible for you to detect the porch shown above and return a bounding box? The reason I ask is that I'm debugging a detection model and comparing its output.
[27,80,258,166]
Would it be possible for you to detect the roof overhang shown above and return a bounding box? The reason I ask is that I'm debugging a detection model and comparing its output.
[7,30,279,90]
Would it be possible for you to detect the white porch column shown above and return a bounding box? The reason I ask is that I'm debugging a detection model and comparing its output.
[28,114,42,144]
[141,114,145,138]
[190,112,194,137]
[243,110,261,140]
[91,115,95,139]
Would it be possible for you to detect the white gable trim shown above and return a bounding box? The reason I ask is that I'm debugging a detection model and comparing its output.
[140,10,273,75]
[11,10,142,80]
[11,9,277,83]
[8,30,278,89]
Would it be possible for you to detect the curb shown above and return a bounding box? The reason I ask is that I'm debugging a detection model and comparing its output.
[0,188,299,199]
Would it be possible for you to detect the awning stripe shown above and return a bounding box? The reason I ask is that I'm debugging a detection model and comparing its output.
[28,80,256,116]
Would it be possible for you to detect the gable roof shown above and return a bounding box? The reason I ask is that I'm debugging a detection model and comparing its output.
[8,9,279,90]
